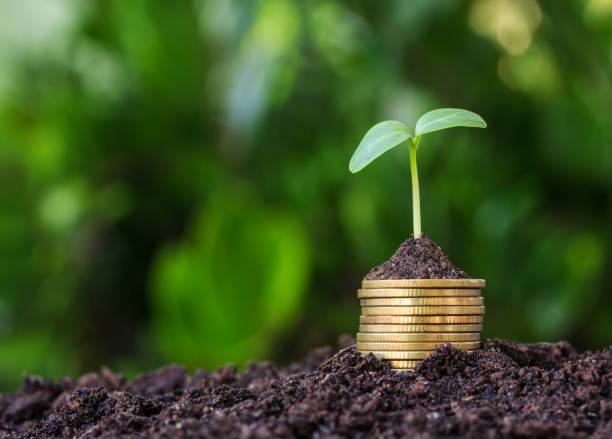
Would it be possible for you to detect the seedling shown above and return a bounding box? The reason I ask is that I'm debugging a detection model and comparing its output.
[349,108,486,239]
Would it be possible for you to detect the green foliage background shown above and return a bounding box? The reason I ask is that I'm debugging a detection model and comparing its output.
[1,0,611,390]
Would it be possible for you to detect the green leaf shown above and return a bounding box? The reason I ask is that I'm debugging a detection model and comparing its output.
[415,108,486,137]
[349,121,411,173]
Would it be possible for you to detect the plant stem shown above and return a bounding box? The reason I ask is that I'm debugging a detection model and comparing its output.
[409,137,421,239]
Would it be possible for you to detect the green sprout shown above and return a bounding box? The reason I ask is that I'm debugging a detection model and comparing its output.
[349,108,486,239]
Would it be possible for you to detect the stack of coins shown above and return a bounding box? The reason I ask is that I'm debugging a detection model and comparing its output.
[356,279,485,371]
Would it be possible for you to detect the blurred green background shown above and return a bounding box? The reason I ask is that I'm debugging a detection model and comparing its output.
[0,0,611,391]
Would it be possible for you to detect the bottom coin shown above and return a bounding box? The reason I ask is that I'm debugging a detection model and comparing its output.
[357,341,481,351]
[359,350,477,360]
[356,332,480,342]
[389,360,420,368]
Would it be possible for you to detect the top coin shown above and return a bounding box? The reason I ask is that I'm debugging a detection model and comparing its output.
[361,279,485,289]
[358,288,481,298]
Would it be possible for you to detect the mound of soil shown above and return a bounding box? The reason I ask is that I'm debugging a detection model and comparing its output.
[1,339,611,438]
[365,233,469,280]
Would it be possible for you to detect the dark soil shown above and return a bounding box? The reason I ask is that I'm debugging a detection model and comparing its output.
[2,338,612,438]
[365,233,469,280]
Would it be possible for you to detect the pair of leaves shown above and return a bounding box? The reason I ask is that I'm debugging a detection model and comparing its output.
[349,108,486,173]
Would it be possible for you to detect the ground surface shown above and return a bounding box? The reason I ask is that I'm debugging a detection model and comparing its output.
[1,338,611,438]
[365,234,469,280]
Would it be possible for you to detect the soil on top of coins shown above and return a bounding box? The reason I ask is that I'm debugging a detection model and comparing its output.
[365,233,469,280]
[1,338,611,438]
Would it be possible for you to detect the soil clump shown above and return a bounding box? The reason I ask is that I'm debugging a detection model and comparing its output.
[1,338,611,438]
[365,233,469,280]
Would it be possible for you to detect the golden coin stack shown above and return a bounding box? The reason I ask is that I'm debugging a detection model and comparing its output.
[357,279,485,371]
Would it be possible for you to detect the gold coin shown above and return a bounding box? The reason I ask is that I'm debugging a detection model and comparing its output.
[359,350,477,360]
[356,332,480,342]
[359,350,432,360]
[360,297,484,307]
[361,279,485,289]
[361,306,485,316]
[358,288,481,298]
[357,341,481,351]
[359,323,483,333]
[389,360,421,368]
[360,315,483,324]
